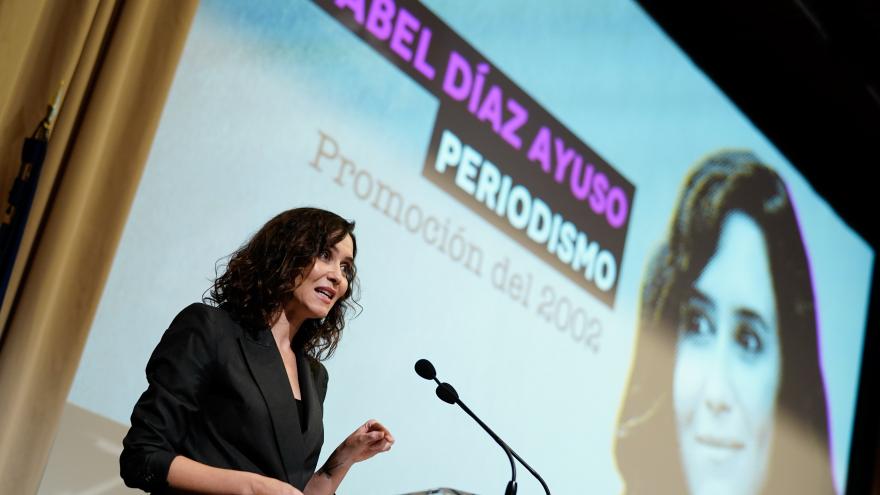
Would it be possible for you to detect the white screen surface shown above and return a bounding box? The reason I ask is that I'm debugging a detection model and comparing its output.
[69,1,874,493]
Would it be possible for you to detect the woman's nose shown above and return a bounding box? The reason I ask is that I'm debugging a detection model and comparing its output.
[705,392,731,415]
[326,264,343,285]
[703,349,733,415]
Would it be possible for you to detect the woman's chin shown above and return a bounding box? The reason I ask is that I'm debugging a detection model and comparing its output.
[683,443,763,495]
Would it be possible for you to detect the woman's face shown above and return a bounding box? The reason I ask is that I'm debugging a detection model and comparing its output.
[673,212,781,495]
[288,234,355,320]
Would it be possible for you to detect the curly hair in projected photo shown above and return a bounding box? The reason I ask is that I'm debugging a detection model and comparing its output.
[614,150,834,494]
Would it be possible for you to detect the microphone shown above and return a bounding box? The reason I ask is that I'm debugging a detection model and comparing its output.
[415,359,517,495]
[415,358,436,380]
[414,359,552,495]
[435,382,458,404]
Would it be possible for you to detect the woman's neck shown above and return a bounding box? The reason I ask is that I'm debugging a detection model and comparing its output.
[269,308,305,352]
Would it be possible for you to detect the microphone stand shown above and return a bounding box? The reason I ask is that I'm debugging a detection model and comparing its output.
[416,359,551,494]
[434,379,518,495]
[456,392,551,495]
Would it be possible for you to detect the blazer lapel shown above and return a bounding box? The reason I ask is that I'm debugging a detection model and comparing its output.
[238,332,305,484]
[296,349,322,433]
[295,349,325,487]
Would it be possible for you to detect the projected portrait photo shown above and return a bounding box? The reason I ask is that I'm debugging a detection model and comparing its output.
[614,150,835,494]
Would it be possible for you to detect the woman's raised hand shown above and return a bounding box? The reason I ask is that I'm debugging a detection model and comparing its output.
[304,420,394,495]
[337,419,395,465]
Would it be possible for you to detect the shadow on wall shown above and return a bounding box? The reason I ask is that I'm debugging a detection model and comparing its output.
[39,402,130,495]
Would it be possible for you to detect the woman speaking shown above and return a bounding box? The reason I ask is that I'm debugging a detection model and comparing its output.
[120,208,393,494]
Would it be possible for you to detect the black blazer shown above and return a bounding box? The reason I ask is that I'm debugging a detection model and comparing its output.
[120,303,328,493]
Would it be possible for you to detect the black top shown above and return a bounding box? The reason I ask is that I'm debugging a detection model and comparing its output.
[119,303,328,493]
[296,399,306,432]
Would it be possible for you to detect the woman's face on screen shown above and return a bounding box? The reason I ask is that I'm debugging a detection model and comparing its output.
[673,212,781,495]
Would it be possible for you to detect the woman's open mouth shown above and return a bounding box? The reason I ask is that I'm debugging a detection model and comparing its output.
[315,286,336,303]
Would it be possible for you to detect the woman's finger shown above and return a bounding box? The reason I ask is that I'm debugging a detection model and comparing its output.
[365,419,391,434]
[365,440,391,455]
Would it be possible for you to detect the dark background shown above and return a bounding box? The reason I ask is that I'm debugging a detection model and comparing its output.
[636,1,879,493]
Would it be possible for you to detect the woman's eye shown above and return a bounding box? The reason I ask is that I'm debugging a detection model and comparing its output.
[735,323,763,354]
[319,249,331,260]
[681,305,711,338]
[341,263,353,279]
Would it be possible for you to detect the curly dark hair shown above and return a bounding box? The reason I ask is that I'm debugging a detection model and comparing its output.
[614,150,833,494]
[205,207,358,361]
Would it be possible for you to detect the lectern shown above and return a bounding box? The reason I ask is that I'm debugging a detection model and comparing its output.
[401,488,476,495]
